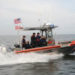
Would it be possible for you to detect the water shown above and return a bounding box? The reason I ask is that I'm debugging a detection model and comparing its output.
[0,35,75,75]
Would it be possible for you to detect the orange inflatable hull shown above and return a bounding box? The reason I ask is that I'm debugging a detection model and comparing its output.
[15,45,61,54]
[69,41,75,46]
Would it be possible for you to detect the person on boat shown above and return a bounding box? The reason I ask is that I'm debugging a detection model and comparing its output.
[40,36,47,46]
[36,32,41,47]
[25,41,32,49]
[22,35,26,49]
[48,39,53,45]
[31,33,37,47]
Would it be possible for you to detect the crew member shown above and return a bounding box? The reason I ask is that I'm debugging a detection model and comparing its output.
[36,33,41,46]
[40,36,47,46]
[25,41,32,49]
[22,35,26,49]
[31,33,36,47]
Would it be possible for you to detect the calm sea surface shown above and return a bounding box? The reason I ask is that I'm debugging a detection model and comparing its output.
[0,35,75,75]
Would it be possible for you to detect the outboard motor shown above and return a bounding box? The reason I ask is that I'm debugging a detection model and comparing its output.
[14,44,20,48]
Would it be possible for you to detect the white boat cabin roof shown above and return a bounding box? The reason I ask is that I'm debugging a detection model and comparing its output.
[22,25,58,31]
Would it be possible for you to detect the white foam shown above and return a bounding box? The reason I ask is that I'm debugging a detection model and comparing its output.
[0,46,64,65]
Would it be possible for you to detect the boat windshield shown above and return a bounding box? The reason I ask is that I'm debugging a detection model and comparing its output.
[48,32,52,37]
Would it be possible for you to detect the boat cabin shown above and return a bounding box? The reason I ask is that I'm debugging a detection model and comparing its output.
[21,24,57,45]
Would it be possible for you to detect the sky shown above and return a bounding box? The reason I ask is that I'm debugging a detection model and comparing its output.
[0,0,75,35]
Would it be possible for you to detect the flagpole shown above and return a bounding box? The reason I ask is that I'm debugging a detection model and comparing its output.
[19,20,23,47]
[17,24,20,45]
[14,18,22,47]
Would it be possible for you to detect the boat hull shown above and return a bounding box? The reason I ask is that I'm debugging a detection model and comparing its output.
[58,46,75,55]
[14,45,75,56]
[14,45,61,54]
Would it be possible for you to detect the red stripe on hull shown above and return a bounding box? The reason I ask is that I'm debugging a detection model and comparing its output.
[15,45,61,54]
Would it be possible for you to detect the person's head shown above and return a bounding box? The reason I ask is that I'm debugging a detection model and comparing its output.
[33,33,36,36]
[37,32,40,36]
[23,35,26,39]
[41,36,46,39]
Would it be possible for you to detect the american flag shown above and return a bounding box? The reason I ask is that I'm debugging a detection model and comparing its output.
[14,18,21,24]
[15,26,23,30]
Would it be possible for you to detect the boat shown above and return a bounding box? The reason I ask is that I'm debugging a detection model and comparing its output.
[14,24,75,55]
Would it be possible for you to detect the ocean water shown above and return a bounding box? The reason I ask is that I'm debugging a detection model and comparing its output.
[0,35,75,75]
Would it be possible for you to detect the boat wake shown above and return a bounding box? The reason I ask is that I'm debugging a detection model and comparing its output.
[0,45,64,65]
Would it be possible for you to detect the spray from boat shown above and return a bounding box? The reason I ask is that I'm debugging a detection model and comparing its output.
[0,45,63,65]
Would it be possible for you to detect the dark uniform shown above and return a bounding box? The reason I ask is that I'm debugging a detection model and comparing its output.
[22,36,26,48]
[25,43,31,49]
[40,37,47,46]
[31,35,36,47]
[36,35,41,47]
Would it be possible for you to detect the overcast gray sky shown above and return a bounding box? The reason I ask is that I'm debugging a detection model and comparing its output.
[0,0,75,35]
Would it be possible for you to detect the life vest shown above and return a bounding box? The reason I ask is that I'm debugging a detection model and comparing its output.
[48,41,53,44]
